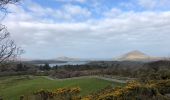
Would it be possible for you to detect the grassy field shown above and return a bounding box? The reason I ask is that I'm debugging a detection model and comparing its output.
[0,75,125,100]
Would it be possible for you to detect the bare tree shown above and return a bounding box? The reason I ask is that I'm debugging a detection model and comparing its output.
[0,0,20,10]
[0,0,20,18]
[0,0,22,65]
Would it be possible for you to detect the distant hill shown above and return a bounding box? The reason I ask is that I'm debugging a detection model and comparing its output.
[55,56,80,61]
[118,50,165,61]
[23,60,67,64]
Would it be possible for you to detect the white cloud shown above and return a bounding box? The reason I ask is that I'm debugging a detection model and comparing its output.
[138,0,157,9]
[138,0,170,9]
[55,0,86,3]
[5,10,170,46]
[103,8,122,17]
[2,0,170,58]
[25,1,91,21]
[62,4,91,17]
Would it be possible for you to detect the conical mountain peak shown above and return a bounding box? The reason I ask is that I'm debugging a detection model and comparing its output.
[119,50,149,61]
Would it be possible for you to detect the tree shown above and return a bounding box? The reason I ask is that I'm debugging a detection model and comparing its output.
[43,63,51,70]
[0,0,22,65]
[53,65,58,70]
[0,0,20,11]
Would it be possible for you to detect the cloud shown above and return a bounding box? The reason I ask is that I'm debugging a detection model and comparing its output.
[55,0,86,3]
[61,4,91,19]
[4,0,91,23]
[26,1,91,21]
[138,0,170,10]
[138,0,157,9]
[103,8,122,17]
[2,0,170,58]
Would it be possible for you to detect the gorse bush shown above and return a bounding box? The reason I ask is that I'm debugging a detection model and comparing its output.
[150,80,170,95]
[33,87,81,100]
[84,80,170,100]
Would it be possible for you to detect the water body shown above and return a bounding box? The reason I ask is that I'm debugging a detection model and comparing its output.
[38,61,89,67]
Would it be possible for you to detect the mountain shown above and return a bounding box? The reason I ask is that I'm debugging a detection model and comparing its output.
[55,56,80,61]
[118,50,151,61]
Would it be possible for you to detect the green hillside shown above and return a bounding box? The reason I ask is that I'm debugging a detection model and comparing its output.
[0,76,124,100]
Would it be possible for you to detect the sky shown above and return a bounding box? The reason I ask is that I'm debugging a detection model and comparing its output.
[1,0,170,59]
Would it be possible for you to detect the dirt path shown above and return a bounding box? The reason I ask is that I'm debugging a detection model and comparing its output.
[43,76,127,83]
[94,76,127,83]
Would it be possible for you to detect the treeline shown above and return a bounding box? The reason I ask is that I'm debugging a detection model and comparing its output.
[50,60,170,80]
[0,62,38,76]
[1,60,170,81]
[49,61,143,78]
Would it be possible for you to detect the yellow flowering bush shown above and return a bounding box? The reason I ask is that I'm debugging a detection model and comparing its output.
[82,80,170,100]
[33,87,81,100]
